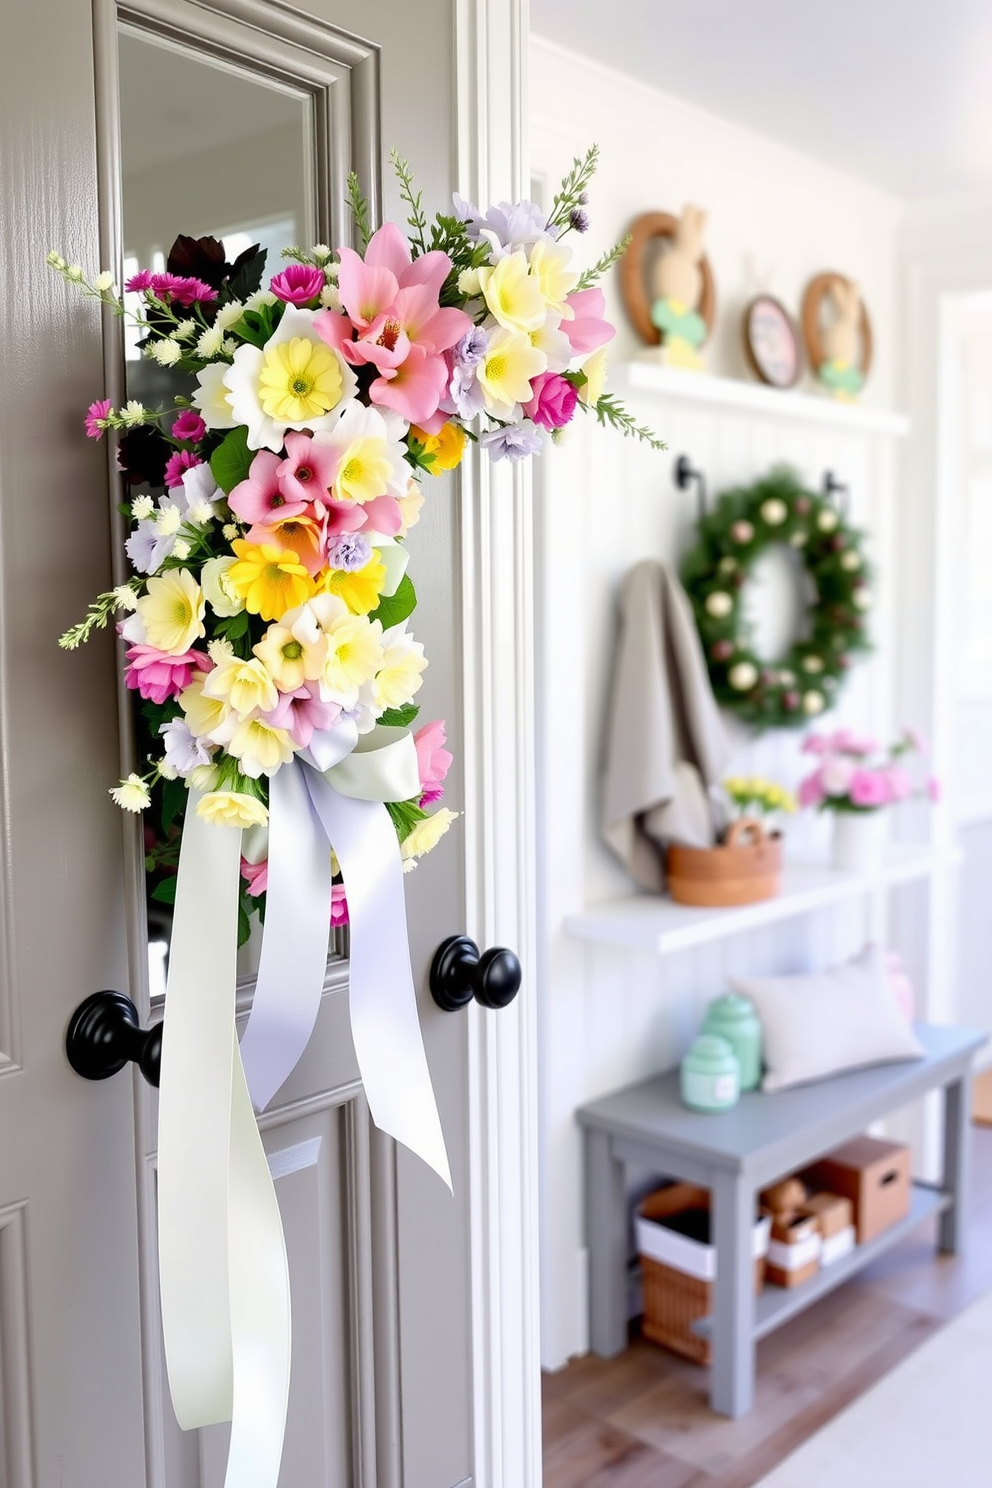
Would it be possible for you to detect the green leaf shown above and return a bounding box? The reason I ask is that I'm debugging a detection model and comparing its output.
[371,573,417,629]
[385,797,428,840]
[218,610,251,640]
[378,704,420,728]
[151,876,178,905]
[210,426,252,493]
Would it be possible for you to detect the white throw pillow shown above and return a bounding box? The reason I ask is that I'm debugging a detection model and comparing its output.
[730,946,925,1093]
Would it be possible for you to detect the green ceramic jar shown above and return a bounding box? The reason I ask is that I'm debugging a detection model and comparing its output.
[680,1035,740,1112]
[702,992,763,1092]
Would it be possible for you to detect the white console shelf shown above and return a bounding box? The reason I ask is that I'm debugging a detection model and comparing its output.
[565,844,958,958]
[616,359,911,439]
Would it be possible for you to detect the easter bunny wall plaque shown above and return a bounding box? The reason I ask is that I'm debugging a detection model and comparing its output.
[621,206,715,371]
[802,272,874,399]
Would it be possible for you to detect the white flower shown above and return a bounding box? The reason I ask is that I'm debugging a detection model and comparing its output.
[244,289,277,310]
[220,336,238,357]
[188,500,215,526]
[192,362,237,430]
[223,523,239,542]
[760,498,788,525]
[112,584,138,611]
[311,243,331,261]
[215,300,245,330]
[148,338,182,366]
[202,555,244,618]
[120,400,147,426]
[728,661,758,691]
[157,759,179,781]
[94,270,114,292]
[319,284,342,311]
[46,251,66,269]
[312,401,410,502]
[223,305,358,452]
[131,494,155,521]
[322,262,339,281]
[154,503,183,536]
[110,774,150,812]
[174,462,221,523]
[373,621,427,712]
[196,325,225,358]
[173,318,197,340]
[578,347,608,406]
[530,313,573,374]
[458,267,482,297]
[67,263,84,282]
[705,591,733,618]
[173,538,191,560]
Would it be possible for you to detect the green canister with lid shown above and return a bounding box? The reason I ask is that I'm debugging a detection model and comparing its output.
[680,1035,740,1112]
[702,992,763,1092]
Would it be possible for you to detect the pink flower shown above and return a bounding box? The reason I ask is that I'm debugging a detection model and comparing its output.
[172,410,206,443]
[240,857,269,896]
[414,719,453,806]
[797,768,825,808]
[829,729,879,757]
[331,883,349,927]
[523,371,578,430]
[927,774,942,803]
[849,768,888,808]
[884,764,913,802]
[278,432,339,508]
[124,269,153,292]
[164,449,202,490]
[230,450,308,524]
[265,686,342,749]
[270,264,326,305]
[367,343,451,424]
[85,398,112,440]
[148,272,217,306]
[124,645,209,705]
[800,732,830,755]
[561,287,615,357]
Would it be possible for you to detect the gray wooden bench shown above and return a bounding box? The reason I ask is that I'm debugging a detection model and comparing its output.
[577,1022,986,1417]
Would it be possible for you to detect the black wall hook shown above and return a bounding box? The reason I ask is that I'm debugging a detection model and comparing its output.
[821,470,849,513]
[674,455,707,523]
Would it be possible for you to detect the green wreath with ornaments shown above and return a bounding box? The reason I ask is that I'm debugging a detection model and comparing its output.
[681,466,871,729]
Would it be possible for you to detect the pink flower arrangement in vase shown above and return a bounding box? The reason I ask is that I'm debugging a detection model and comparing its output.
[797,727,940,872]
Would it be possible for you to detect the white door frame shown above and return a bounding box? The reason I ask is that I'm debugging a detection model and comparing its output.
[454,3,543,1485]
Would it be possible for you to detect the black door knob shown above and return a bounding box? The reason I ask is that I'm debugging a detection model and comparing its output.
[65,990,162,1088]
[429,935,522,1012]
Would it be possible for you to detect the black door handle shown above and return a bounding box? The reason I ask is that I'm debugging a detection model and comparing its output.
[65,990,162,1088]
[429,935,521,1012]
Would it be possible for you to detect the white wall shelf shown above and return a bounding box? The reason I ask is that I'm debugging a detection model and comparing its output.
[616,359,912,439]
[565,844,959,957]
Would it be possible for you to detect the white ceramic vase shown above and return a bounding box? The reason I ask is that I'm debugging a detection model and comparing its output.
[830,809,888,874]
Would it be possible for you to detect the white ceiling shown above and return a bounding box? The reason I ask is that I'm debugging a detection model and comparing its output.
[530,0,992,199]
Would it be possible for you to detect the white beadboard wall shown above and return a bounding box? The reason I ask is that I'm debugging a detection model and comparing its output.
[531,38,914,1369]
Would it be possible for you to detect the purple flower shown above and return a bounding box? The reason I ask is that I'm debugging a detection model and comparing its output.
[266,686,342,750]
[160,716,213,773]
[453,195,554,249]
[569,207,590,233]
[449,363,485,421]
[326,532,372,572]
[480,422,545,462]
[453,327,488,367]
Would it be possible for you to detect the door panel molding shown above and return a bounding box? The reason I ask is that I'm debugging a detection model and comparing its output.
[0,1203,36,1487]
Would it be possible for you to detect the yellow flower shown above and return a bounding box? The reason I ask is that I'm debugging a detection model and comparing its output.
[196,791,269,830]
[527,238,578,319]
[253,622,324,691]
[373,627,427,711]
[410,421,467,473]
[401,807,459,863]
[226,718,296,778]
[137,568,206,655]
[256,335,345,424]
[578,347,608,406]
[332,434,394,504]
[477,328,548,417]
[477,251,547,334]
[318,555,387,615]
[204,655,278,718]
[180,674,231,740]
[110,774,151,813]
[321,613,385,704]
[397,480,425,534]
[227,541,314,621]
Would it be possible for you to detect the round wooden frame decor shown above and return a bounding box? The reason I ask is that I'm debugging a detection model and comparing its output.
[742,295,801,389]
[680,467,872,730]
[802,271,873,389]
[620,211,716,346]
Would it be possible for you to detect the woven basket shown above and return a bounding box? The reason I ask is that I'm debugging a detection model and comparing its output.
[667,817,782,908]
[641,1256,766,1366]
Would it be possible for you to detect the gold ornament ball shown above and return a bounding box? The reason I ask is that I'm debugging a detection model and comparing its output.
[705,591,733,618]
[729,661,758,691]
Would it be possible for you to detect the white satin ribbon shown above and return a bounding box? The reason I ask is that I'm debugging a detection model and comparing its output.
[158,797,291,1487]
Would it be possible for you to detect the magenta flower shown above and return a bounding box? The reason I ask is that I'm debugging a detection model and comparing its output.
[172,410,206,443]
[148,272,218,306]
[85,398,112,440]
[561,287,615,357]
[414,719,453,806]
[125,644,209,705]
[124,269,153,292]
[849,768,888,808]
[265,686,342,750]
[331,883,349,926]
[164,449,202,490]
[241,857,269,897]
[229,450,308,524]
[523,371,578,430]
[270,263,326,305]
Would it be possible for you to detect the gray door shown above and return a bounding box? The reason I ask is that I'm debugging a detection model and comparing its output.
[0,3,479,1485]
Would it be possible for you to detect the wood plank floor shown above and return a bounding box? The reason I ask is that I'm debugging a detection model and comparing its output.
[543,1126,992,1488]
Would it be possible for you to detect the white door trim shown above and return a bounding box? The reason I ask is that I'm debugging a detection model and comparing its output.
[455,3,543,1485]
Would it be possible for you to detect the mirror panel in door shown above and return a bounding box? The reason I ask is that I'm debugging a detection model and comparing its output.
[117,27,314,990]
